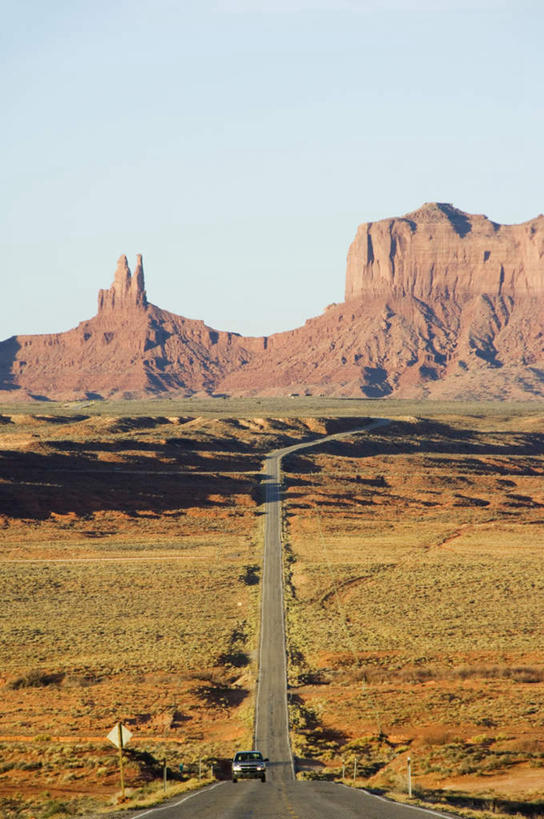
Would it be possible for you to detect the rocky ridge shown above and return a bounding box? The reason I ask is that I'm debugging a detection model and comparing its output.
[1,204,543,401]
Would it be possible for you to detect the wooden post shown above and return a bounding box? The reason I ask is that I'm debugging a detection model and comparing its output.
[163,758,167,792]
[118,723,125,800]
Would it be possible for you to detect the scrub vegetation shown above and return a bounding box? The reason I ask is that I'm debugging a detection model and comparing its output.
[0,406,366,816]
[1,401,543,816]
[282,413,544,813]
[0,412,266,817]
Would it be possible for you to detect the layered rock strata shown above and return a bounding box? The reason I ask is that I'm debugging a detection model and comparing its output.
[345,203,544,301]
[0,204,543,401]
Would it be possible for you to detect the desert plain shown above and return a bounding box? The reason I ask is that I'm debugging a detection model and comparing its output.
[0,397,543,818]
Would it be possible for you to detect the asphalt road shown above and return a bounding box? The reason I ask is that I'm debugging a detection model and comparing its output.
[129,420,456,818]
[130,779,453,818]
[253,447,294,785]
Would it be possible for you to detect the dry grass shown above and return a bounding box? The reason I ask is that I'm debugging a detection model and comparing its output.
[0,413,274,817]
[2,407,544,816]
[1,561,254,675]
[0,409,391,817]
[282,414,544,807]
[1,396,543,419]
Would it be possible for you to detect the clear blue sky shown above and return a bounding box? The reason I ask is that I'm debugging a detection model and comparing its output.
[2,0,542,340]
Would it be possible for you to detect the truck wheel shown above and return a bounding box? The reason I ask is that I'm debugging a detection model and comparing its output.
[261,774,266,782]
[232,777,237,783]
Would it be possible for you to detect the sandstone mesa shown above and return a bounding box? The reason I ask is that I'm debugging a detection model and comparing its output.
[1,203,543,401]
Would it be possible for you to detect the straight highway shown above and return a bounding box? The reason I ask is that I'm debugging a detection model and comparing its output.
[129,420,455,818]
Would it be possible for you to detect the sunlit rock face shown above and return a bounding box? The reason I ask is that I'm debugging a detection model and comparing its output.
[98,254,148,313]
[0,205,543,402]
[344,203,544,302]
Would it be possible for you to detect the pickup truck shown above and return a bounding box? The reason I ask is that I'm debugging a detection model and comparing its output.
[231,750,268,783]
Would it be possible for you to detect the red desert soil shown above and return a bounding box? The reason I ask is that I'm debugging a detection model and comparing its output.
[1,410,544,818]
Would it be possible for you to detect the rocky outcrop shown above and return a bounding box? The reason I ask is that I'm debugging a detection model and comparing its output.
[345,203,544,302]
[0,255,264,400]
[215,205,543,399]
[0,205,543,401]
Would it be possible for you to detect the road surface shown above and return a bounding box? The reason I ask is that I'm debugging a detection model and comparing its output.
[129,420,455,818]
[130,779,453,818]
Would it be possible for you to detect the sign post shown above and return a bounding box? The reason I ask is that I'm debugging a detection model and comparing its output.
[117,723,125,799]
[107,723,133,800]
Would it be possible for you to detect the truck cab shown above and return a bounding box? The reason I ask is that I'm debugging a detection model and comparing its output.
[231,750,268,783]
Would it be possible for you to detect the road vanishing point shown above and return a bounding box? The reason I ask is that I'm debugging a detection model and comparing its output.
[131,421,453,818]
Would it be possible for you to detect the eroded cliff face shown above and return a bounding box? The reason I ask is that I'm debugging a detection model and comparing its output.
[0,204,543,401]
[345,203,544,302]
[216,205,544,399]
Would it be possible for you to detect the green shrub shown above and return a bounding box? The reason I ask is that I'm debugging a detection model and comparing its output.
[42,798,71,817]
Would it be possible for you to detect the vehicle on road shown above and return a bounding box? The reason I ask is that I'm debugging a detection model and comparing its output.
[231,750,268,782]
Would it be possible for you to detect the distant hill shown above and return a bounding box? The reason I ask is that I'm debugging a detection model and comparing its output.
[1,203,543,401]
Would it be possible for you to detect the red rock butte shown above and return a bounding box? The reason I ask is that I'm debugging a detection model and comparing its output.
[1,203,543,401]
[345,203,544,301]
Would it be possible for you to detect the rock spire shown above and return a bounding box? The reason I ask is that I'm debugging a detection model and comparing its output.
[98,254,147,312]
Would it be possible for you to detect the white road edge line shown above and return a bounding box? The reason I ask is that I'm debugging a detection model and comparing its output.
[275,454,296,781]
[338,784,454,818]
[253,455,268,749]
[131,781,225,818]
